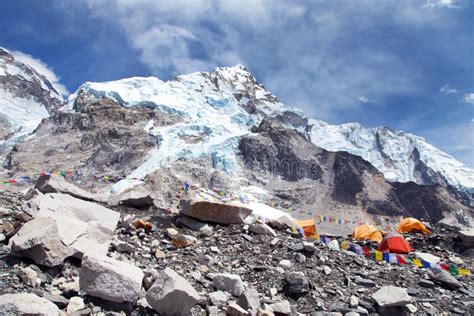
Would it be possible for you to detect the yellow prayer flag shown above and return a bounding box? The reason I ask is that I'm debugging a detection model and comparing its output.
[375,250,382,261]
[458,269,472,276]
[412,258,423,267]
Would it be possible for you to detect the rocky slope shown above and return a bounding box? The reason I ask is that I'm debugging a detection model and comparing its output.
[0,183,473,315]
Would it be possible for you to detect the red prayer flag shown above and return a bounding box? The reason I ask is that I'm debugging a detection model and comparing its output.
[440,264,449,271]
[396,254,409,264]
[362,246,370,257]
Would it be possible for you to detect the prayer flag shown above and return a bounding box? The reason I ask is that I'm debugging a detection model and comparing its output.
[375,250,382,261]
[382,252,390,263]
[363,246,371,257]
[448,266,459,276]
[411,258,423,267]
[458,269,471,276]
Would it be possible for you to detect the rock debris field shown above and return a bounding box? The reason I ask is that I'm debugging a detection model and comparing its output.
[0,176,473,315]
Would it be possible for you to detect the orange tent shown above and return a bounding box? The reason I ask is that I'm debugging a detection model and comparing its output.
[378,232,413,254]
[295,219,318,239]
[397,217,431,235]
[352,224,383,243]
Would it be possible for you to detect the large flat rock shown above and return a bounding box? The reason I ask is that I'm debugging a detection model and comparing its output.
[179,198,252,224]
[11,193,120,266]
[35,174,106,203]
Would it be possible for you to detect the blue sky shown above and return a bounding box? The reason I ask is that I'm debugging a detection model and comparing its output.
[1,0,473,166]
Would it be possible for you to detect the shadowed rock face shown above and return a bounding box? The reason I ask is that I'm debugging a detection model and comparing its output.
[3,91,180,189]
[239,118,472,224]
[239,118,324,181]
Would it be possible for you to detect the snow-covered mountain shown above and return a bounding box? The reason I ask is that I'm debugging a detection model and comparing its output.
[65,65,299,192]
[65,65,473,195]
[0,50,472,199]
[306,120,474,193]
[0,48,63,147]
[1,60,472,226]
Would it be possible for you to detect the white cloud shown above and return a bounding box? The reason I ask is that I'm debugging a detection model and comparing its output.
[11,50,69,97]
[423,0,463,9]
[462,93,474,104]
[56,1,467,121]
[358,96,369,103]
[440,84,458,94]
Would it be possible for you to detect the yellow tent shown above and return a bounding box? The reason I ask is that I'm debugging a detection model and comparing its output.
[295,219,318,239]
[352,224,383,243]
[396,217,431,235]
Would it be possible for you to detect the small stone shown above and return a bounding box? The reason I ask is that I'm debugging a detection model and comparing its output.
[172,234,197,248]
[295,253,306,263]
[285,271,309,295]
[279,259,292,269]
[17,267,38,287]
[249,222,277,236]
[302,241,315,252]
[372,286,411,307]
[270,238,280,246]
[67,296,85,313]
[209,290,229,307]
[405,303,417,313]
[213,273,245,296]
[227,302,249,316]
[197,254,214,266]
[166,228,179,238]
[114,241,134,253]
[154,249,166,260]
[349,295,359,308]
[418,279,435,288]
[237,288,260,311]
[323,266,331,275]
[354,276,376,288]
[268,300,291,314]
[407,288,419,296]
[210,246,219,253]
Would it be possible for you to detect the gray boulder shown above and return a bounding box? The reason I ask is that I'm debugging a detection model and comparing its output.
[146,267,200,315]
[0,293,59,315]
[249,222,277,236]
[213,273,245,296]
[35,174,105,202]
[459,229,474,245]
[427,267,462,288]
[175,215,213,235]
[12,193,120,266]
[108,185,154,208]
[179,198,252,224]
[10,217,74,267]
[80,253,144,303]
[372,286,411,307]
[237,288,260,311]
[285,271,309,295]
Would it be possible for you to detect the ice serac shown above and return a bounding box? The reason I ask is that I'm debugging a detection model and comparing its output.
[0,47,63,148]
[307,119,474,194]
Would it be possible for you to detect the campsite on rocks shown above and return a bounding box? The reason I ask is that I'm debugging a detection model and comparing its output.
[0,3,474,313]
